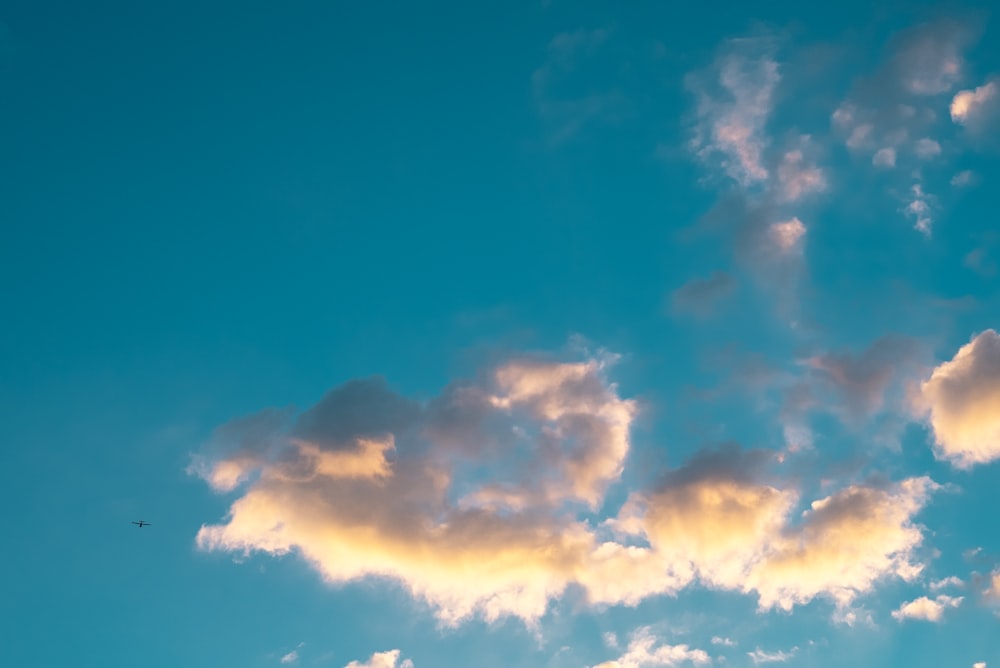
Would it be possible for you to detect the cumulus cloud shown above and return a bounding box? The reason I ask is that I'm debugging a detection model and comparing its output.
[743,476,939,610]
[344,650,412,668]
[195,354,638,626]
[951,80,998,125]
[688,36,780,186]
[280,650,299,664]
[611,446,938,611]
[670,271,736,318]
[591,627,711,668]
[711,636,736,647]
[193,355,942,625]
[748,647,797,664]
[974,663,986,668]
[891,594,963,622]
[917,329,1000,468]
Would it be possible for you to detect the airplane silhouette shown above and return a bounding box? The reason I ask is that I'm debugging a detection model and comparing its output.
[131,520,151,528]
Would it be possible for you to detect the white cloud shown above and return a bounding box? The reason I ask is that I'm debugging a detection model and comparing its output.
[951,170,976,187]
[689,37,780,186]
[985,570,1000,600]
[748,647,797,664]
[951,80,998,124]
[770,218,806,252]
[891,594,963,622]
[872,147,897,167]
[914,138,942,158]
[903,183,933,236]
[280,650,299,664]
[604,632,619,649]
[929,575,963,591]
[193,358,942,626]
[917,329,1000,467]
[711,636,736,647]
[345,650,411,668]
[196,354,640,626]
[974,662,986,668]
[592,627,711,668]
[743,476,939,611]
[776,146,826,202]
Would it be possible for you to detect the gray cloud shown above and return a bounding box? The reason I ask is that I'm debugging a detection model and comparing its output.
[669,271,737,318]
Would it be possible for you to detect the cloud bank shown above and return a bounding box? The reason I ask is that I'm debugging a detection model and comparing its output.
[193,352,941,626]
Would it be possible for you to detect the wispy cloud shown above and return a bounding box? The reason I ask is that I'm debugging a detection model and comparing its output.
[748,646,797,664]
[670,271,737,318]
[688,35,780,187]
[929,575,963,591]
[532,28,627,144]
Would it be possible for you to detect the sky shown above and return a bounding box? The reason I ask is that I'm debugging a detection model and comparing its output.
[2,1,1000,666]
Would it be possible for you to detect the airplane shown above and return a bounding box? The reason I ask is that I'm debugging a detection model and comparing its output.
[131,520,151,528]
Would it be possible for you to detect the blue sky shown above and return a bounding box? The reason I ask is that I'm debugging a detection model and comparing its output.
[2,1,1000,666]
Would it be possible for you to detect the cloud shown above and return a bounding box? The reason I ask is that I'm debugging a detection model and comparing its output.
[591,627,711,668]
[914,138,942,159]
[769,217,806,253]
[670,271,736,318]
[193,357,942,625]
[344,650,412,668]
[872,147,897,167]
[532,28,626,144]
[280,650,299,664]
[929,575,963,591]
[711,637,736,647]
[802,335,924,425]
[611,445,939,612]
[828,20,981,233]
[984,570,1000,600]
[688,35,780,187]
[889,21,972,95]
[743,476,939,611]
[951,79,999,126]
[775,142,827,202]
[974,663,986,668]
[951,170,976,187]
[917,329,1000,467]
[891,594,963,622]
[747,647,797,664]
[903,183,934,236]
[610,445,797,594]
[195,353,640,626]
